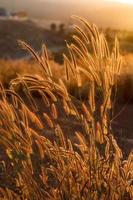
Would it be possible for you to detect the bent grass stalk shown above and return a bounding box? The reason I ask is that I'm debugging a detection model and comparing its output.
[0,17,132,200]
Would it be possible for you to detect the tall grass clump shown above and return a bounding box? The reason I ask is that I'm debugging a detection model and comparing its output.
[0,17,132,200]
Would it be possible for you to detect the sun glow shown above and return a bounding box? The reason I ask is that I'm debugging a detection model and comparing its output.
[107,0,133,4]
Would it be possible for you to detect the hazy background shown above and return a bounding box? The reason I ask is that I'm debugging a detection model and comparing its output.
[0,0,133,30]
[0,0,133,61]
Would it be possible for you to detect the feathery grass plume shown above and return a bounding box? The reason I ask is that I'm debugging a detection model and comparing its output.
[5,89,24,105]
[0,82,7,100]
[101,88,112,118]
[82,103,92,122]
[70,43,86,60]
[24,105,44,130]
[77,66,93,82]
[67,139,74,152]
[20,78,38,112]
[41,44,53,77]
[74,25,89,43]
[72,35,88,55]
[64,56,72,81]
[51,103,58,119]
[44,90,57,102]
[18,40,51,79]
[43,113,54,128]
[72,16,95,39]
[62,99,70,115]
[67,100,80,117]
[75,131,88,154]
[55,124,67,149]
[89,81,95,113]
[63,52,76,73]
[95,122,104,144]
[18,40,40,63]
[40,90,51,107]
[0,100,15,123]
[21,104,29,128]
[66,43,77,70]
[66,43,82,88]
[59,79,69,98]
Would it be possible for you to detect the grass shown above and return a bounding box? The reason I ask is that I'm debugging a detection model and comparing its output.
[0,17,132,200]
[1,54,133,102]
[0,59,64,88]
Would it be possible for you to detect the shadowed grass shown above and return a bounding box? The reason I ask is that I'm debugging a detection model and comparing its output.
[0,17,132,200]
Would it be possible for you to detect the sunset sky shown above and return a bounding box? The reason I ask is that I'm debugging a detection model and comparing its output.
[106,0,133,4]
[0,0,133,30]
[41,0,133,4]
[100,0,131,3]
[1,0,133,5]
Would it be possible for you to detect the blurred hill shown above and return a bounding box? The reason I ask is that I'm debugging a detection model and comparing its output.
[0,19,65,59]
[0,18,133,61]
[0,0,133,30]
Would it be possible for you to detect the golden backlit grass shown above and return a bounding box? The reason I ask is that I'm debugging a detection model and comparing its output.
[1,54,133,101]
[0,59,64,88]
[0,17,132,200]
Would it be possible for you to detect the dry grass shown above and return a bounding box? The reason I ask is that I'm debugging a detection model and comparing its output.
[0,17,132,200]
[1,55,133,102]
[0,59,64,88]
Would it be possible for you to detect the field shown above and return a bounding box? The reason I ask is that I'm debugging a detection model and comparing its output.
[0,17,132,200]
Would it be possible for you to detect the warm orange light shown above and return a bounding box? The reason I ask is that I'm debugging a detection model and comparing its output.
[107,0,133,4]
